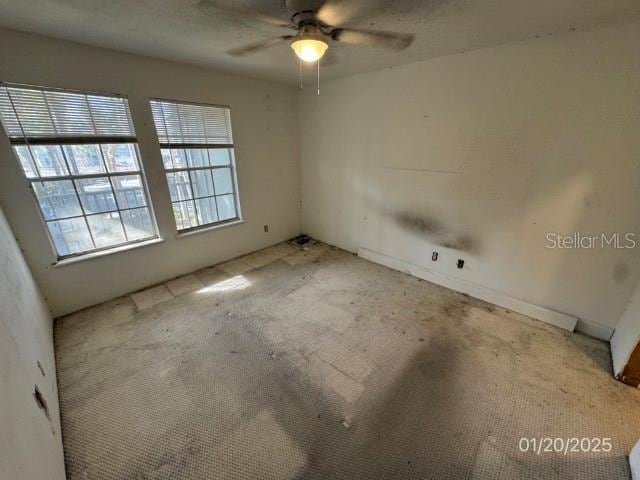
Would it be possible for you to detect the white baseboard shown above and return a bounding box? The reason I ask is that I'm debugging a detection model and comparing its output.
[358,248,578,333]
[575,319,614,341]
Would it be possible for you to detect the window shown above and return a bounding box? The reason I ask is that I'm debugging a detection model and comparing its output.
[150,98,240,232]
[0,83,158,259]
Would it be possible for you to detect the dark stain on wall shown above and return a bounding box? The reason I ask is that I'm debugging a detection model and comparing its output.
[394,212,444,236]
[392,211,480,254]
[441,234,478,254]
[613,263,629,284]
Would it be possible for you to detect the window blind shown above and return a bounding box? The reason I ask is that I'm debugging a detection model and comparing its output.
[150,99,233,146]
[0,84,135,142]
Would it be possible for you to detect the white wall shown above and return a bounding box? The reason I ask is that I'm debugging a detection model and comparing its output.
[611,283,640,378]
[0,205,66,480]
[0,28,301,316]
[631,439,640,480]
[299,18,640,338]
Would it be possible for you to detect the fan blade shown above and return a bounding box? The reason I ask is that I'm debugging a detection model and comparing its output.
[332,28,414,50]
[228,36,294,56]
[315,0,361,26]
[198,0,292,28]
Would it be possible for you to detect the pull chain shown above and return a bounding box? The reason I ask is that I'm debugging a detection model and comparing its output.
[299,56,303,90]
[296,57,320,94]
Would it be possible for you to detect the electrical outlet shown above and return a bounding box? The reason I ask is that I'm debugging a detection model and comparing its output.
[457,259,464,269]
[432,252,438,261]
[264,224,269,233]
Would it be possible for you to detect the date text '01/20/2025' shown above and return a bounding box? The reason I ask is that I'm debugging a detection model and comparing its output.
[519,437,612,455]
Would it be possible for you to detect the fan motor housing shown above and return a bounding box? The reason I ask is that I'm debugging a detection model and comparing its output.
[286,0,325,21]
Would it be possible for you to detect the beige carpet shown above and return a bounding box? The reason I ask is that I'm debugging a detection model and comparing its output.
[55,240,640,479]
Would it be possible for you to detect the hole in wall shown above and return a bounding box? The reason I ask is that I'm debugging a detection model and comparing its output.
[33,384,50,420]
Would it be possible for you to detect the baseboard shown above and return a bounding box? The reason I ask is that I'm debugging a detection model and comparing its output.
[575,319,614,341]
[358,248,578,333]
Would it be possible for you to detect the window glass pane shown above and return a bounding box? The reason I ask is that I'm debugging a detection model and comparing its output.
[112,175,146,209]
[172,201,198,230]
[121,208,154,240]
[195,197,219,225]
[14,146,38,178]
[161,149,173,169]
[190,169,215,198]
[166,172,192,202]
[63,145,105,175]
[212,168,234,195]
[75,177,117,214]
[185,149,209,167]
[47,218,93,256]
[87,212,126,247]
[209,148,232,166]
[216,194,236,221]
[31,145,68,177]
[102,144,139,172]
[169,149,187,169]
[33,180,82,220]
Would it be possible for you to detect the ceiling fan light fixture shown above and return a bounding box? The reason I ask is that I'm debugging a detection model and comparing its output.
[290,36,328,62]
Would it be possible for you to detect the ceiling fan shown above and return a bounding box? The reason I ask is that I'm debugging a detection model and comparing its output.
[221,0,415,63]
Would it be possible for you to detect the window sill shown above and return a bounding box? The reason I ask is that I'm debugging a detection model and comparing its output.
[176,219,244,239]
[51,237,165,268]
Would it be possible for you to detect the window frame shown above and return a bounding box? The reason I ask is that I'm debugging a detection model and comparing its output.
[149,97,242,234]
[0,82,160,261]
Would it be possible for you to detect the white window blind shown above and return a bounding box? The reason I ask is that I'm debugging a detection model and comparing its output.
[0,83,158,259]
[0,85,135,141]
[150,99,233,146]
[150,98,241,232]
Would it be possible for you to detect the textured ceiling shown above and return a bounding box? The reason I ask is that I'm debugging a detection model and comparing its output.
[0,0,638,84]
